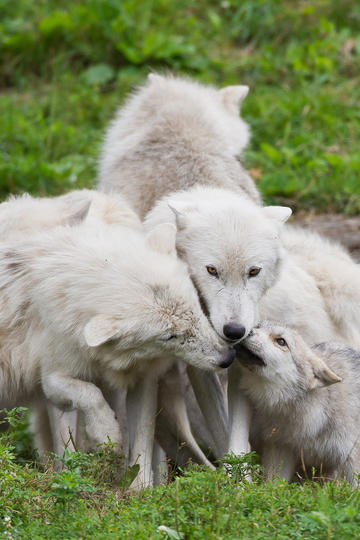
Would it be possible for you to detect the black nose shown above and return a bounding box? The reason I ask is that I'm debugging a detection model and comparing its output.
[223,323,246,341]
[218,348,235,368]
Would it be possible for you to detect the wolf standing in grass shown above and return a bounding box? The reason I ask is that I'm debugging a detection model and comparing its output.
[237,321,360,484]
[0,193,233,489]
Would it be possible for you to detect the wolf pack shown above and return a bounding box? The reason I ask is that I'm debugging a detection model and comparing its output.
[2,74,360,490]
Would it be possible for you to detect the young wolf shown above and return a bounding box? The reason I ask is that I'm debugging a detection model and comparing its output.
[0,200,233,487]
[237,321,360,484]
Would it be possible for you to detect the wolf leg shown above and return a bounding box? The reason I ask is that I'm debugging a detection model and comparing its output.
[126,375,158,490]
[29,399,53,463]
[46,403,78,470]
[262,442,296,481]
[160,363,215,469]
[152,440,168,485]
[42,372,122,452]
[227,362,252,455]
[186,365,228,458]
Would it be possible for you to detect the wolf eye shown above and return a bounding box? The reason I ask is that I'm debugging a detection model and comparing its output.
[206,265,218,278]
[248,267,261,277]
[276,337,287,347]
[164,334,177,341]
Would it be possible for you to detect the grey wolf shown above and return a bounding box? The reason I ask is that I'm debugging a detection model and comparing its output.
[0,195,233,488]
[237,321,360,484]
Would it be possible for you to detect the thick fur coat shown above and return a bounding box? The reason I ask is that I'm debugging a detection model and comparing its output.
[238,322,360,483]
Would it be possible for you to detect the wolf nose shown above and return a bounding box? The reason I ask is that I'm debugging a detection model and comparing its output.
[218,348,235,368]
[223,323,246,341]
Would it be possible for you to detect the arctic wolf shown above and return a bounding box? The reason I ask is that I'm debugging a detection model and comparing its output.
[282,226,360,349]
[99,74,292,342]
[0,200,233,487]
[0,189,141,240]
[99,73,260,213]
[98,73,291,457]
[237,321,360,484]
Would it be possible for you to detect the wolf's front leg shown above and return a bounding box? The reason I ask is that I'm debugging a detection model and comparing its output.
[186,366,228,458]
[47,403,78,461]
[29,399,53,463]
[126,375,158,490]
[160,363,215,469]
[42,372,122,452]
[227,362,252,455]
[262,442,296,481]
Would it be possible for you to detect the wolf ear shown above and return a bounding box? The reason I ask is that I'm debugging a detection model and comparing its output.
[219,85,249,114]
[146,223,177,257]
[65,200,92,226]
[167,204,188,232]
[84,315,122,347]
[262,206,292,226]
[307,353,342,390]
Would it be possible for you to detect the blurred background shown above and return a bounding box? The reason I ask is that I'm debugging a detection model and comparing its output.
[1,0,359,213]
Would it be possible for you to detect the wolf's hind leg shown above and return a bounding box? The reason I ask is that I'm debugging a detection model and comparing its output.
[126,375,158,490]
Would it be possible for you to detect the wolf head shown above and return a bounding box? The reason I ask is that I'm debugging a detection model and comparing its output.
[79,222,234,372]
[145,187,291,342]
[236,321,341,407]
[143,73,250,158]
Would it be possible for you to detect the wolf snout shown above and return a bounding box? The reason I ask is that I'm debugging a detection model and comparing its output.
[218,347,236,368]
[223,323,246,341]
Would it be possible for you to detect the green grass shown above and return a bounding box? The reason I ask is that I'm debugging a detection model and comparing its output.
[1,0,359,212]
[1,2,360,538]
[1,433,360,539]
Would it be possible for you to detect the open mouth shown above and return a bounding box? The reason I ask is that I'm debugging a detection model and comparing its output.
[235,343,266,367]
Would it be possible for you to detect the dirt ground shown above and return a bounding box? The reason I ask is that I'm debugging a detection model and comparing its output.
[294,213,360,263]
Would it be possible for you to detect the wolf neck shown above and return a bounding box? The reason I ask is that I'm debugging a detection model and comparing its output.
[239,370,309,413]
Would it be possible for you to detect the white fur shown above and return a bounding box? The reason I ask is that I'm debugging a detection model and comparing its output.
[99,73,258,215]
[237,322,360,483]
[145,185,291,338]
[0,195,232,488]
[97,74,291,458]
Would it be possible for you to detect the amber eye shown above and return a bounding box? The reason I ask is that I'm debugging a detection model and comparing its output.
[248,267,261,277]
[206,265,219,277]
[276,337,287,347]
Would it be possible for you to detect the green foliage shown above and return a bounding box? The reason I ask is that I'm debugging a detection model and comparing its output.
[1,444,360,538]
[0,0,359,211]
[1,0,360,533]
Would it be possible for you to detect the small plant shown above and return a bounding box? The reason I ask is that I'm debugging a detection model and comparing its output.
[221,451,262,483]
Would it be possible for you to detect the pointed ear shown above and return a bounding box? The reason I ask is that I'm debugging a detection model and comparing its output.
[262,206,292,226]
[219,85,249,114]
[167,204,188,232]
[146,223,177,256]
[65,200,92,226]
[84,315,122,347]
[307,353,342,390]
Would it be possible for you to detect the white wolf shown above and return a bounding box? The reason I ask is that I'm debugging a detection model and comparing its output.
[0,198,233,488]
[98,73,291,455]
[99,73,260,214]
[0,190,143,461]
[0,189,142,239]
[98,74,292,341]
[237,321,360,484]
